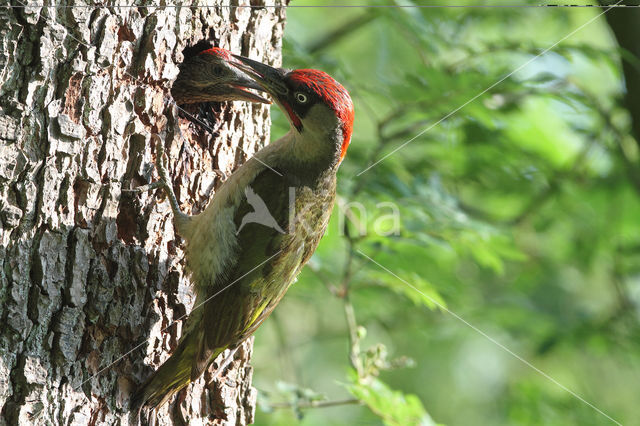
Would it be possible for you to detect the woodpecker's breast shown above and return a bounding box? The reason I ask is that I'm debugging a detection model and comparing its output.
[181,150,268,292]
[179,131,337,302]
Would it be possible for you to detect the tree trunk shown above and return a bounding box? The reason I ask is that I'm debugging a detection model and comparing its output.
[0,2,285,425]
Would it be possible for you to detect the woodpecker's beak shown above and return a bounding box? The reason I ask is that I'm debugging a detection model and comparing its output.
[231,55,304,132]
[230,55,289,101]
[228,72,271,104]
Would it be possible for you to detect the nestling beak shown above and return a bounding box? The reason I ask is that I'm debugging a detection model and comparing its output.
[230,55,289,101]
[228,71,271,104]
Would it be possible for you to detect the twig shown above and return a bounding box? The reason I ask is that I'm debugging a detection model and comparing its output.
[307,11,377,54]
[338,237,364,376]
[271,311,302,385]
[269,398,362,410]
[343,296,362,376]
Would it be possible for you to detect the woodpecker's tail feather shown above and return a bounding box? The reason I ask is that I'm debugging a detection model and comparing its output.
[130,327,229,420]
[131,330,200,414]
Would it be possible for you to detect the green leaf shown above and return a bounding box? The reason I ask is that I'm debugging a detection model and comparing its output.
[367,270,447,311]
[344,374,437,426]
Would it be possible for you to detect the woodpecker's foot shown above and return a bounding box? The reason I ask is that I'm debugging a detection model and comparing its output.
[122,181,165,194]
[153,138,174,195]
[121,139,175,196]
[151,136,191,233]
[214,169,228,182]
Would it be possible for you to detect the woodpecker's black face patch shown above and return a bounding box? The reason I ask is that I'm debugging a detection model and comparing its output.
[281,70,353,141]
[279,77,320,132]
[285,87,318,120]
[272,81,320,132]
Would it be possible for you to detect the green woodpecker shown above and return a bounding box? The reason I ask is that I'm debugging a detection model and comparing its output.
[132,55,354,417]
[170,47,269,105]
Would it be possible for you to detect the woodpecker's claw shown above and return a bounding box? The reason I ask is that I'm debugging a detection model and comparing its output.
[121,138,174,196]
[153,138,171,192]
[151,137,186,217]
[126,136,191,236]
[122,181,165,194]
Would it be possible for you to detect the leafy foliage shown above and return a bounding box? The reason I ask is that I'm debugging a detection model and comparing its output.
[253,1,640,425]
[345,371,435,426]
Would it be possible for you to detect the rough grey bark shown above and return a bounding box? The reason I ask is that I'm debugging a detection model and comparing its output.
[0,2,285,425]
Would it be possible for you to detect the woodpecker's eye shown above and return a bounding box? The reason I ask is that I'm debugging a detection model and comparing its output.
[295,92,308,104]
[213,66,223,76]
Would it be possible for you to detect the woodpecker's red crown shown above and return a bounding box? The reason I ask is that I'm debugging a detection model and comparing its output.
[231,55,355,163]
[287,70,354,161]
[200,47,234,61]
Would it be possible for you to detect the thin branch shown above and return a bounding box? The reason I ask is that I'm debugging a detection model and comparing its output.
[269,398,362,410]
[307,11,377,54]
[343,296,362,376]
[308,266,340,296]
[339,237,363,376]
[271,311,302,385]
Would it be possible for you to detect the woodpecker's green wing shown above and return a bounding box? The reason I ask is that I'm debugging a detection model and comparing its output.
[133,167,336,412]
[193,167,336,379]
[192,167,295,378]
[131,168,291,412]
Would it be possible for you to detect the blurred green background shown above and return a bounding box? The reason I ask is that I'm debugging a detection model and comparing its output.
[251,1,640,425]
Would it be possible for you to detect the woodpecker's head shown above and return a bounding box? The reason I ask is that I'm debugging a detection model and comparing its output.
[171,48,270,105]
[232,56,354,164]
